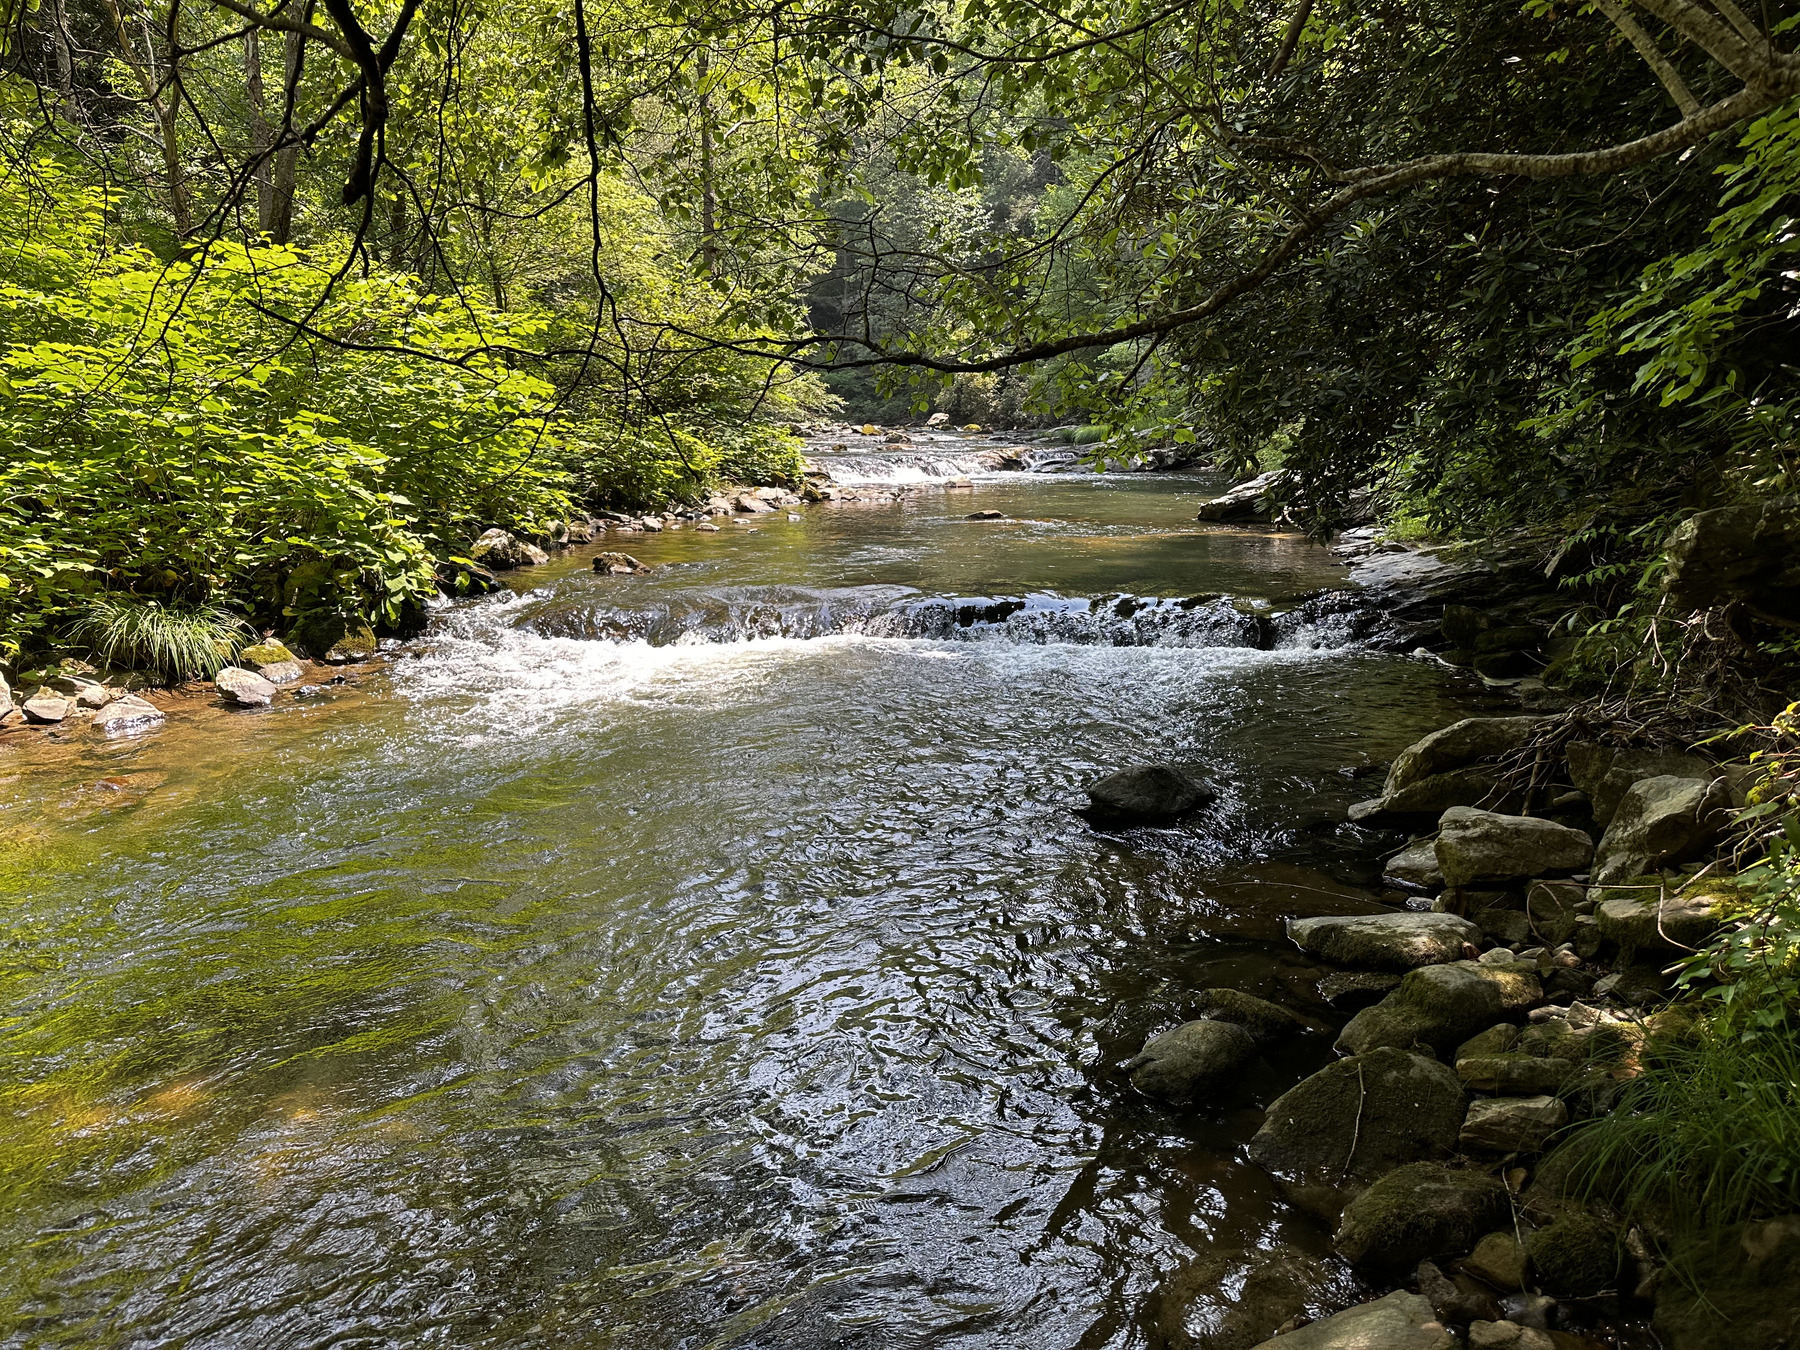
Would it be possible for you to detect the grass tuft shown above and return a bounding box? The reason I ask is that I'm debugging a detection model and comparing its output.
[1559,1016,1800,1234]
[69,597,251,681]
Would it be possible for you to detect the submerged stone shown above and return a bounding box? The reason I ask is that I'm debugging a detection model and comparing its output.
[1083,764,1214,825]
[1126,1018,1257,1102]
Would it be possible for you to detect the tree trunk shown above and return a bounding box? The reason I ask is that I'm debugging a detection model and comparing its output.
[100,0,194,238]
[268,25,305,243]
[696,45,719,276]
[244,29,277,234]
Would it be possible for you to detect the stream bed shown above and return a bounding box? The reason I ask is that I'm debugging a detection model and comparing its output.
[1,466,1501,1348]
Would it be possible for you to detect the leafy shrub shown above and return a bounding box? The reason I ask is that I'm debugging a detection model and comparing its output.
[0,160,571,662]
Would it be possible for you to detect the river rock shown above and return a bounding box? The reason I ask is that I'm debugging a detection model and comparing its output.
[22,690,73,723]
[1662,496,1800,618]
[1146,1244,1356,1350]
[1248,1291,1455,1350]
[1287,912,1479,971]
[1655,1214,1800,1350]
[1189,989,1306,1043]
[1083,764,1214,825]
[1385,839,1446,890]
[565,518,595,543]
[1381,769,1502,819]
[1459,1095,1567,1154]
[92,695,165,733]
[215,666,276,707]
[1526,1213,1619,1297]
[323,622,377,663]
[1336,961,1542,1057]
[1592,775,1730,883]
[1593,875,1735,957]
[1455,1024,1520,1060]
[470,528,547,569]
[1566,742,1713,826]
[1416,1257,1501,1325]
[1435,808,1593,887]
[1463,1231,1531,1291]
[1127,1018,1258,1101]
[1468,1322,1556,1350]
[1248,1047,1466,1188]
[435,558,505,595]
[1385,718,1541,799]
[241,640,303,684]
[925,412,950,427]
[1525,880,1585,947]
[74,683,114,709]
[1317,971,1403,1010]
[1455,1054,1575,1096]
[594,551,651,575]
[735,493,776,512]
[1333,1162,1511,1278]
[1196,470,1283,523]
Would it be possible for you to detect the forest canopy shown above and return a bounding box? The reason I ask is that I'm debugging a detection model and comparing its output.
[0,0,1796,658]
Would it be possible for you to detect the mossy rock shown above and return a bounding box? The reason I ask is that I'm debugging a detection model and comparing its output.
[1248,1047,1468,1187]
[1337,960,1542,1058]
[1332,1162,1510,1278]
[1592,875,1740,959]
[1527,1213,1620,1297]
[239,640,296,667]
[288,613,377,663]
[1455,1053,1576,1095]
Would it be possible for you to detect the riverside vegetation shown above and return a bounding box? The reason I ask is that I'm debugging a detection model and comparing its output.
[3,0,1800,1345]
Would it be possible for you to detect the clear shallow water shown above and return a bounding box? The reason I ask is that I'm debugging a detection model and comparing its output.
[1,476,1494,1349]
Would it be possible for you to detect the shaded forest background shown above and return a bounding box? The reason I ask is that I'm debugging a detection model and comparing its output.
[0,0,1795,666]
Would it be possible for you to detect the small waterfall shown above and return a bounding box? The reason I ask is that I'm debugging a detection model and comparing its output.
[806,450,1015,484]
[506,585,1339,650]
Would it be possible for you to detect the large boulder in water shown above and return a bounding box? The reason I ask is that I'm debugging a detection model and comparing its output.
[1332,1162,1511,1278]
[92,695,165,733]
[1287,912,1478,970]
[1196,469,1283,522]
[1336,960,1541,1057]
[1434,807,1593,886]
[471,528,548,569]
[1592,775,1731,883]
[1248,1047,1466,1190]
[1247,1291,1456,1350]
[1083,764,1214,825]
[1127,1019,1257,1102]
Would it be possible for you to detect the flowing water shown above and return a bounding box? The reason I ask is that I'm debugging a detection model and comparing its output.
[1,464,1500,1349]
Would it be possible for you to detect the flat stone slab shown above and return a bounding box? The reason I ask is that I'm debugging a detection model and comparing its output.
[1249,1290,1456,1349]
[1288,912,1479,970]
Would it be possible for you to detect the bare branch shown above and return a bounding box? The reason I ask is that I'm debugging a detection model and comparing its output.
[1593,0,1700,116]
[1707,0,1765,43]
[1266,0,1314,79]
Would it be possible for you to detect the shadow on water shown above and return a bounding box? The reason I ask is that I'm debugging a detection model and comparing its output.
[0,475,1502,1348]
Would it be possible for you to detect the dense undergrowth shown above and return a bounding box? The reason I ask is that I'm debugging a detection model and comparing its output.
[0,149,818,671]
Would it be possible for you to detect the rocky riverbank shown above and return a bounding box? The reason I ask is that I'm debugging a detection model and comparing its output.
[1095,713,1781,1349]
